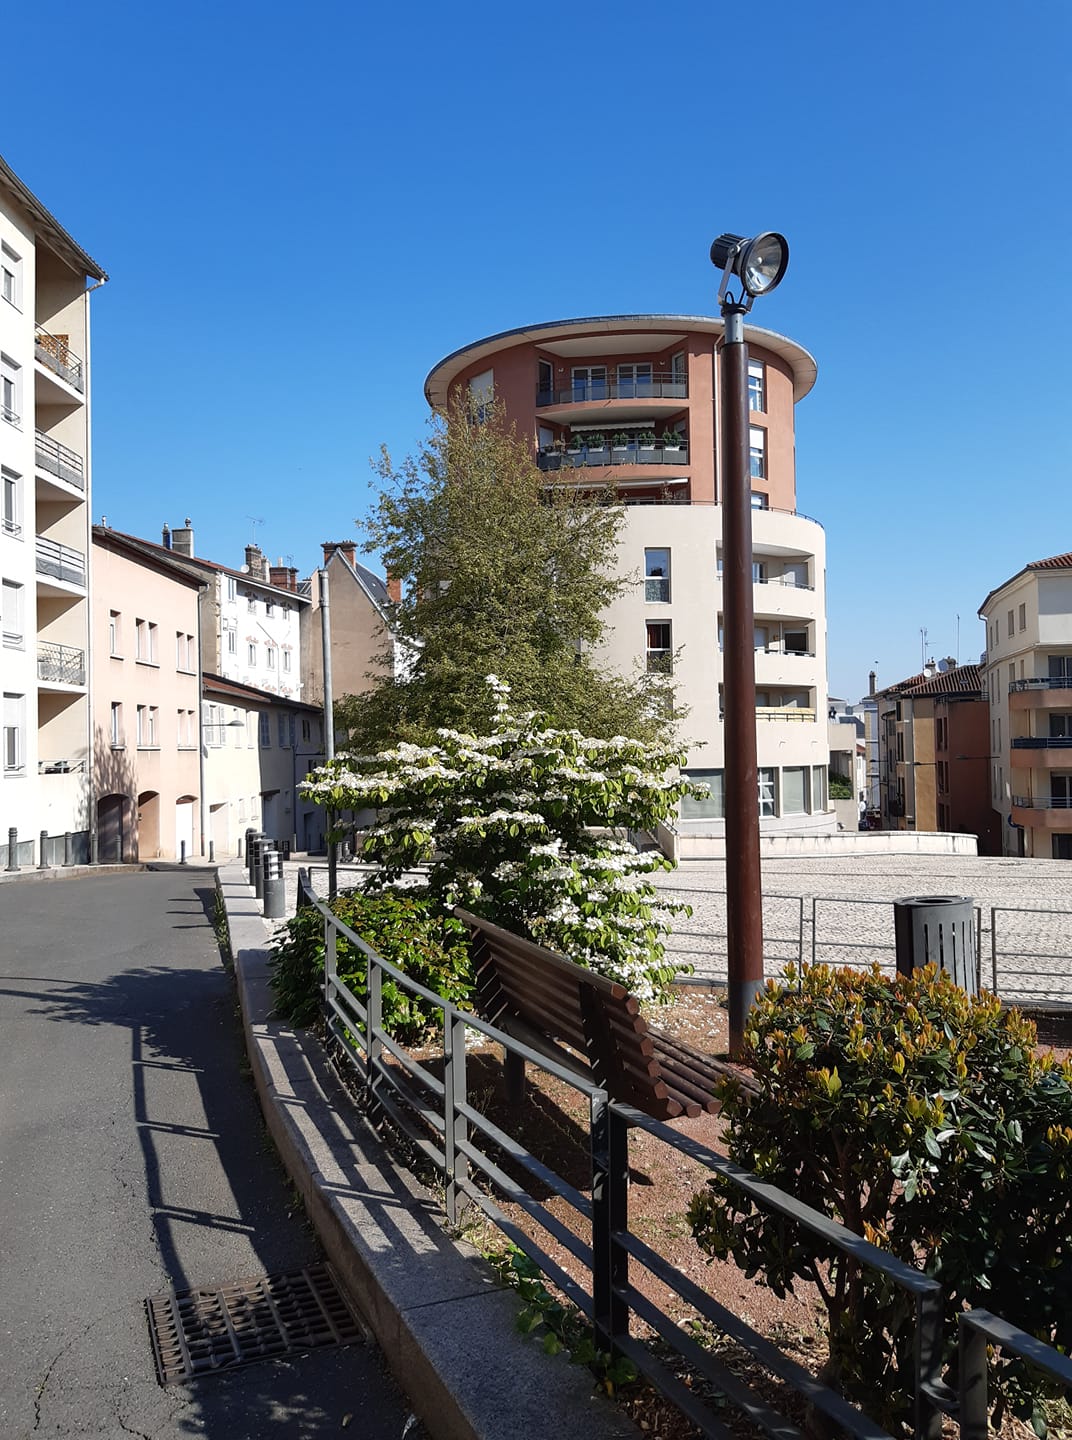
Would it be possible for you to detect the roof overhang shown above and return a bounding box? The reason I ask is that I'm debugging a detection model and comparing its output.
[425,314,817,409]
[0,154,107,281]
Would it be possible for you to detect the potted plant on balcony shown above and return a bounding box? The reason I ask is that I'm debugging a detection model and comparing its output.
[586,432,608,464]
[661,428,685,457]
[611,431,631,462]
[638,429,656,462]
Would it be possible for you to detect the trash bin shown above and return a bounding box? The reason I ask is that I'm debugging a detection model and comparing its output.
[893,895,977,994]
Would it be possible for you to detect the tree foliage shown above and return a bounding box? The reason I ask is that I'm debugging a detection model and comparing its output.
[338,398,676,750]
[303,679,704,1002]
[687,963,1072,1434]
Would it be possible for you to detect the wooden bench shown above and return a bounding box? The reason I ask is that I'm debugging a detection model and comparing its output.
[456,907,749,1122]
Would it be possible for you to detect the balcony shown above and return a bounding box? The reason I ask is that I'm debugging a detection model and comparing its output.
[38,641,86,687]
[538,375,687,407]
[1011,794,1072,830]
[34,326,84,393]
[36,537,86,590]
[35,430,85,491]
[1009,678,1072,712]
[538,440,689,472]
[1010,678,1072,691]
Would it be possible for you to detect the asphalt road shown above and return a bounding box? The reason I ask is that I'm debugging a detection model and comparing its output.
[0,869,419,1439]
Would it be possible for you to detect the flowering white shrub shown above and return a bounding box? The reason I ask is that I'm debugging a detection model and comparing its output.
[301,679,707,1001]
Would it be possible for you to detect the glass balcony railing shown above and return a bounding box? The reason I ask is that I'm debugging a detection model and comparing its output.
[538,441,688,471]
[537,375,687,405]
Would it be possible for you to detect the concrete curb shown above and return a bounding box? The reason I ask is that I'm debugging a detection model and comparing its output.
[217,863,638,1440]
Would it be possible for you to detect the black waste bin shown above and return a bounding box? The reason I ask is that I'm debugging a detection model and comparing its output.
[893,894,977,993]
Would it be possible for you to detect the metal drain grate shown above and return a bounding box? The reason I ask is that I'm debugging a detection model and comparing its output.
[146,1261,363,1385]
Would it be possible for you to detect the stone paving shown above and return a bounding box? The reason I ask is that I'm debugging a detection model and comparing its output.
[271,852,1072,1006]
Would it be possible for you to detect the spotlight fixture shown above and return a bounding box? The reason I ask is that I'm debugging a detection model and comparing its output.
[710,232,789,301]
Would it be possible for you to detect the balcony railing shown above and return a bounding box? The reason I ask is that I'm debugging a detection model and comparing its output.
[1011,737,1072,749]
[34,430,85,490]
[35,537,86,588]
[755,706,817,722]
[1012,795,1072,809]
[34,326,85,393]
[537,374,687,406]
[38,641,86,686]
[38,757,87,775]
[1010,677,1072,692]
[538,441,689,471]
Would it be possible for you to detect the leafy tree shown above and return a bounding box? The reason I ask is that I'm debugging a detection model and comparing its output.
[687,963,1072,1435]
[303,679,704,1002]
[338,398,676,750]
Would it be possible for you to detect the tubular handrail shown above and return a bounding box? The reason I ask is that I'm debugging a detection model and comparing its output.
[34,325,85,392]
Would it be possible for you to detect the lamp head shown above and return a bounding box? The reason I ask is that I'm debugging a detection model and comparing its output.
[710,231,789,301]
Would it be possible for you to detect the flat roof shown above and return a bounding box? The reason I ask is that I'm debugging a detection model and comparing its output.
[425,314,818,408]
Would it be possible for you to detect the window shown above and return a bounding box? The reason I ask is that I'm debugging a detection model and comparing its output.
[936,717,948,750]
[136,706,159,747]
[247,593,257,613]
[226,628,237,655]
[1048,655,1072,680]
[752,561,767,583]
[646,621,672,673]
[135,618,156,663]
[782,767,809,814]
[109,610,121,655]
[1018,602,1026,631]
[266,646,276,670]
[537,358,554,405]
[1049,714,1072,740]
[750,491,769,509]
[2,466,20,537]
[644,548,670,602]
[1007,609,1015,638]
[784,628,809,655]
[265,600,275,617]
[1,353,21,425]
[937,761,950,792]
[812,766,827,812]
[301,717,312,743]
[247,642,257,665]
[571,365,607,402]
[1052,775,1072,809]
[278,713,290,747]
[681,769,724,820]
[758,768,776,817]
[1,244,21,309]
[282,649,291,672]
[617,362,652,397]
[176,632,195,671]
[259,712,270,747]
[748,426,766,480]
[110,701,123,747]
[3,692,24,773]
[2,579,23,647]
[238,797,246,822]
[753,624,768,652]
[177,709,197,748]
[136,705,147,746]
[1008,664,1015,692]
[747,360,765,411]
[226,576,237,601]
[468,367,494,421]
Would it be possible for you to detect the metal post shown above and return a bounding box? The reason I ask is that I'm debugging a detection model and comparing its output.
[64,831,72,866]
[39,830,48,869]
[262,847,285,919]
[180,840,187,865]
[6,827,18,872]
[720,303,764,1055]
[253,839,268,899]
[958,1317,988,1440]
[209,839,215,863]
[320,568,338,900]
[591,1091,629,1353]
[443,1010,470,1225]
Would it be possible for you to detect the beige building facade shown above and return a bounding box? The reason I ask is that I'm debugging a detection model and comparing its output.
[301,540,395,708]
[92,528,202,860]
[979,552,1072,858]
[1,156,105,864]
[425,315,831,842]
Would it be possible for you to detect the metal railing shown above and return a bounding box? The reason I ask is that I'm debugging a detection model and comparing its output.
[1011,795,1072,809]
[537,375,687,405]
[34,430,85,490]
[34,326,84,392]
[989,904,1072,998]
[38,757,87,774]
[538,442,689,471]
[298,871,1070,1440]
[35,537,86,587]
[2,516,21,538]
[756,574,815,590]
[1011,736,1072,748]
[37,641,86,685]
[1010,677,1072,691]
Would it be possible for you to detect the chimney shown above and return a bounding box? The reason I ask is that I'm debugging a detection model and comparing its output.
[924,658,937,678]
[386,575,402,605]
[245,544,267,580]
[269,565,298,592]
[162,523,171,550]
[868,670,876,696]
[322,539,357,568]
[172,518,194,556]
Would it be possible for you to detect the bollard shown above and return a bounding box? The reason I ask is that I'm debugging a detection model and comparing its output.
[209,839,215,863]
[893,895,977,994]
[6,827,17,872]
[39,830,48,869]
[252,838,269,899]
[180,840,187,865]
[248,832,266,888]
[262,847,285,920]
[64,831,72,866]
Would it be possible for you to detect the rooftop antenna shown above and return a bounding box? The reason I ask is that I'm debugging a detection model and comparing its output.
[246,515,265,545]
[920,626,928,669]
[955,614,960,664]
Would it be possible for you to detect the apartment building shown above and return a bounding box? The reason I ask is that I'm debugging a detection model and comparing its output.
[1,156,105,863]
[91,527,202,860]
[301,540,397,708]
[425,315,831,841]
[979,552,1072,858]
[875,662,996,851]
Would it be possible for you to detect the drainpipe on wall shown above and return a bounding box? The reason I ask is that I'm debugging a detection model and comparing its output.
[195,580,209,857]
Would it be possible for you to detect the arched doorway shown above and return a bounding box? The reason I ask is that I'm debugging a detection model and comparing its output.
[97,793,133,863]
[137,791,160,859]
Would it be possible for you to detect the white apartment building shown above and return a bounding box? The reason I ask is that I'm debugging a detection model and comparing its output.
[979,551,1072,859]
[1,156,106,864]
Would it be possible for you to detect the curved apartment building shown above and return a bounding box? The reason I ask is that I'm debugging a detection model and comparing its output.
[425,315,831,840]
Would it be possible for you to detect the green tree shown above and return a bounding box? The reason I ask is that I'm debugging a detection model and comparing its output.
[338,398,676,750]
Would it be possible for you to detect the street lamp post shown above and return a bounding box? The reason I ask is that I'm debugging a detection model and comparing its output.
[710,232,790,1056]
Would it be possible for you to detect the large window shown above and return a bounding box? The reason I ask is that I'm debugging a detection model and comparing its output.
[644,548,670,602]
[617,362,652,397]
[646,621,672,673]
[748,426,766,480]
[812,766,827,812]
[1048,655,1072,681]
[747,360,765,411]
[2,466,20,537]
[681,769,724,820]
[782,767,809,814]
[1049,714,1072,740]
[571,366,607,401]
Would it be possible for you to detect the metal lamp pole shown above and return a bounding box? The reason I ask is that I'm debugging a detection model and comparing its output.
[710,231,790,1056]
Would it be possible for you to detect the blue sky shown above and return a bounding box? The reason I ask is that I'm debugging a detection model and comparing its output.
[8,0,1071,699]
